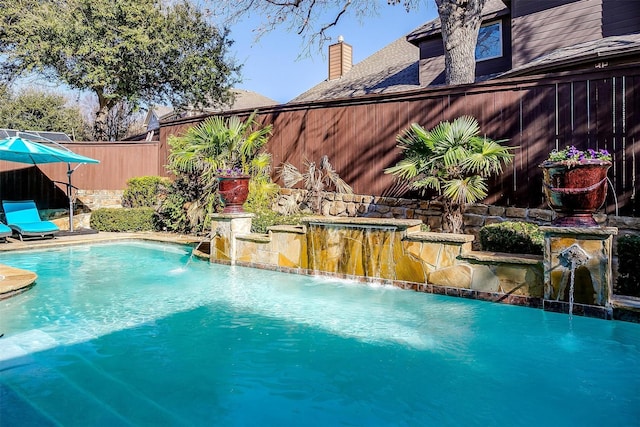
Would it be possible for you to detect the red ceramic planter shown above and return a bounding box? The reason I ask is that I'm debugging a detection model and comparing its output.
[218,176,250,213]
[541,160,611,227]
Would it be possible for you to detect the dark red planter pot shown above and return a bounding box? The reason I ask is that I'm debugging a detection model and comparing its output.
[541,160,611,227]
[218,176,250,213]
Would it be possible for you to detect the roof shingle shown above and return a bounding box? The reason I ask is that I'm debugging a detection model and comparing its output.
[290,37,420,103]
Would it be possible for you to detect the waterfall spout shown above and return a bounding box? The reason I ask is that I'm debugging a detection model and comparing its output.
[558,244,590,317]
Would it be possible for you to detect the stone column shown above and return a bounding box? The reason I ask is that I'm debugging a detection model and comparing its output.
[210,213,254,265]
[541,226,617,317]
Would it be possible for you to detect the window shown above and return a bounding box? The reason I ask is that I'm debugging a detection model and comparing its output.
[476,21,502,61]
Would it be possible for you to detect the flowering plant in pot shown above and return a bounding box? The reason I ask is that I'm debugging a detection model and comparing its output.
[540,146,612,227]
[216,168,251,214]
[543,146,611,166]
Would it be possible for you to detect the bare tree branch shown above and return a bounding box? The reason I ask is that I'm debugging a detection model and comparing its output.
[211,0,425,54]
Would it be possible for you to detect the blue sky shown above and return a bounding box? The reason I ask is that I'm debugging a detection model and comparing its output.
[228,6,438,103]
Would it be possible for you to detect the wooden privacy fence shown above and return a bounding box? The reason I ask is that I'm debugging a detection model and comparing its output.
[2,65,638,215]
[0,141,161,210]
[162,64,640,216]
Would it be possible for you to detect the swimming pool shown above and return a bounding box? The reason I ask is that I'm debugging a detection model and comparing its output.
[0,241,638,426]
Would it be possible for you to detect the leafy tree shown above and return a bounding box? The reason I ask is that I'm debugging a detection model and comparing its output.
[0,87,90,139]
[216,0,487,85]
[167,112,275,229]
[385,116,514,233]
[0,0,240,140]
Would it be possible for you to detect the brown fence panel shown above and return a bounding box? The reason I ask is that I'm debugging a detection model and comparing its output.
[0,166,69,211]
[0,141,162,211]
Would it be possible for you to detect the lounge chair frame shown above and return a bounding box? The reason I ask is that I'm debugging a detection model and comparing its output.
[2,200,60,241]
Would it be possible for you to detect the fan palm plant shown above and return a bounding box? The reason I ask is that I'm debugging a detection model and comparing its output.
[385,116,514,233]
[279,155,353,214]
[167,111,276,229]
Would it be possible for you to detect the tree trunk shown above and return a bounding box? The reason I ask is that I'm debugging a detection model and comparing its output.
[443,199,464,234]
[436,0,487,85]
[93,90,110,141]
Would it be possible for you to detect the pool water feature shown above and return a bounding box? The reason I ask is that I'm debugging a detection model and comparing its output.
[307,222,398,279]
[0,241,638,426]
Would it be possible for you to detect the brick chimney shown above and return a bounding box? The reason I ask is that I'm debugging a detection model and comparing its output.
[328,36,352,80]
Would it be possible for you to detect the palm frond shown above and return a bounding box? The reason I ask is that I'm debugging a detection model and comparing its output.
[461,139,515,175]
[384,158,420,180]
[450,115,480,143]
[279,162,304,188]
[320,155,353,194]
[442,176,488,204]
[442,146,469,168]
[428,120,454,147]
[412,175,441,193]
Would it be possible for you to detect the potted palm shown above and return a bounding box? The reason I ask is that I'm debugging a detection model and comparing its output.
[385,116,514,234]
[167,111,274,222]
[540,146,612,227]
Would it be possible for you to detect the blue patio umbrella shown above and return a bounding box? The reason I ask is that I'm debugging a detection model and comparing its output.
[0,136,100,232]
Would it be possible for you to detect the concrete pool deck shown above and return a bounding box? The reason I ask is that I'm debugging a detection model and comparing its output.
[0,231,201,299]
[0,230,639,322]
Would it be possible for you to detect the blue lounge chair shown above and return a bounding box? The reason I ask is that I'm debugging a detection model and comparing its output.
[0,222,11,242]
[2,200,59,241]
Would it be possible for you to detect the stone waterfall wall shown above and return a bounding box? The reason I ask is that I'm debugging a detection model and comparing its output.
[210,214,547,314]
[209,214,634,321]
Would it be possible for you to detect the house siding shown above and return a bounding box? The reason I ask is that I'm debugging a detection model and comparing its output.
[512,0,602,68]
[512,0,583,16]
[602,0,640,37]
[418,38,446,86]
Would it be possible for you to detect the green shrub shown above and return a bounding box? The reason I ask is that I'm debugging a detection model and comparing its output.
[616,234,640,297]
[155,174,201,233]
[122,176,170,208]
[479,221,543,255]
[90,207,156,232]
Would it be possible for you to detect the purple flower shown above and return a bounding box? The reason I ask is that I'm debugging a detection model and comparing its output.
[546,146,612,164]
[217,166,246,177]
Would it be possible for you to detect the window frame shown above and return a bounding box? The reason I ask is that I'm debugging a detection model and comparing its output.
[475,20,503,62]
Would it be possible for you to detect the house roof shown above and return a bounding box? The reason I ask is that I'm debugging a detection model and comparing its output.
[219,89,280,111]
[406,0,509,44]
[501,33,640,77]
[291,0,509,104]
[126,89,279,141]
[290,36,420,103]
[155,89,279,122]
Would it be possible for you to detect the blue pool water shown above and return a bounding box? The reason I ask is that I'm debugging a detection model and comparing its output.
[0,241,639,426]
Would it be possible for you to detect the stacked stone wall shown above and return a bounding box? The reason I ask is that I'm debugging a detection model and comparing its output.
[77,189,124,210]
[275,189,640,250]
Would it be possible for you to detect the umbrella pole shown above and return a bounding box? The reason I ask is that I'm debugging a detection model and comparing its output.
[67,164,74,232]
